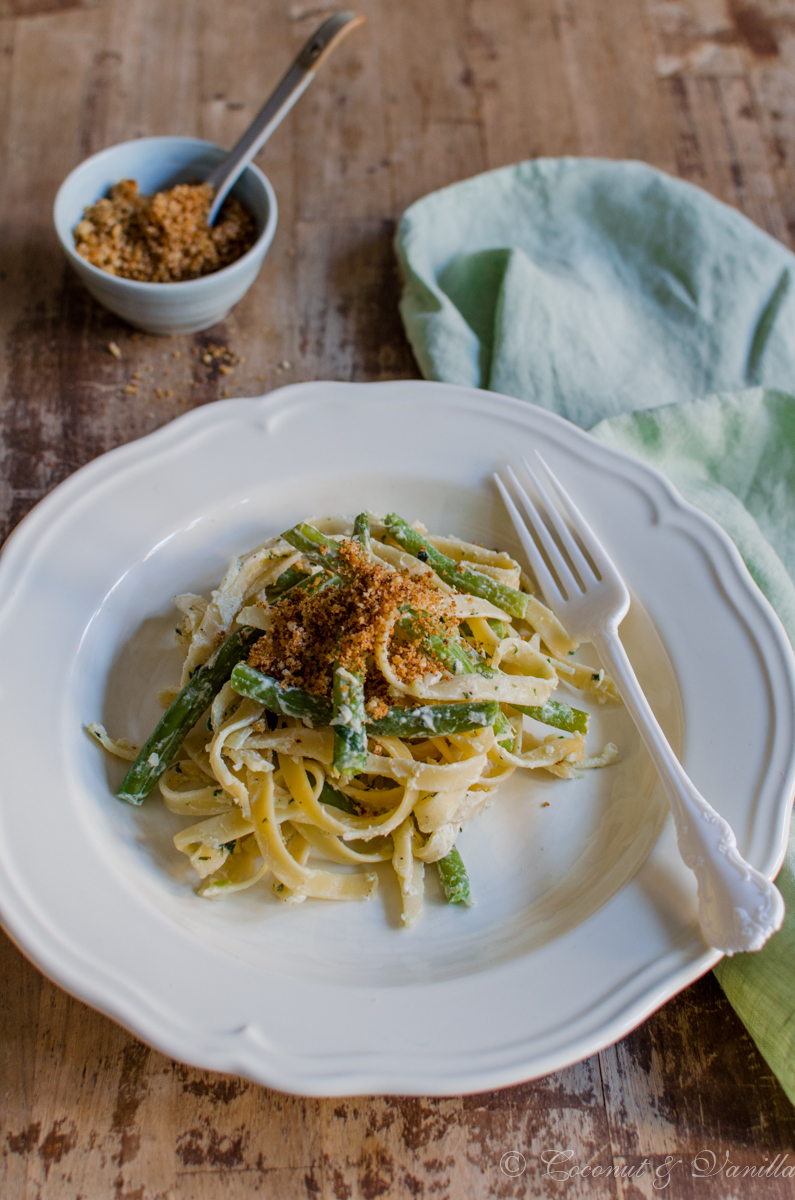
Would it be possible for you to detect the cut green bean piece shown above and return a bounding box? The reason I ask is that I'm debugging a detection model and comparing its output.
[319,780,359,815]
[230,663,333,725]
[352,512,371,554]
[264,564,311,603]
[297,569,343,599]
[399,611,492,679]
[438,637,548,744]
[511,698,589,735]
[460,640,495,676]
[494,710,515,749]
[384,513,528,620]
[117,626,260,806]
[423,623,574,741]
[436,848,472,905]
[396,610,484,677]
[487,618,509,639]
[331,666,368,777]
[395,611,512,745]
[266,565,342,606]
[281,523,346,572]
[232,665,501,738]
[369,700,500,738]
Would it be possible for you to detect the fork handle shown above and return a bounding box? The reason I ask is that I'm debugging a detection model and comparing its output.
[591,621,785,955]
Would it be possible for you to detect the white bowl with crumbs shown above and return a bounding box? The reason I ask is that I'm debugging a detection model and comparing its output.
[54,136,278,336]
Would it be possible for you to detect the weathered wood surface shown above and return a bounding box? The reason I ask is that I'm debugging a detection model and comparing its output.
[2,1,795,1196]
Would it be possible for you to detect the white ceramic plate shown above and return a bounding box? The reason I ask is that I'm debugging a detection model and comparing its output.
[0,380,793,1097]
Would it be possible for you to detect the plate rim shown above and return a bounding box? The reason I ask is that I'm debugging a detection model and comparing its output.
[1,378,793,1097]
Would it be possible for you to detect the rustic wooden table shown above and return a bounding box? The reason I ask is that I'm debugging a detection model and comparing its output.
[2,1,795,1196]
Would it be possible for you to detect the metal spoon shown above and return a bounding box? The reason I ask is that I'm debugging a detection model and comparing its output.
[206,11,365,224]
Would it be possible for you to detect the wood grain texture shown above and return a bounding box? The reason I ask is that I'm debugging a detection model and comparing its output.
[1,1,795,1197]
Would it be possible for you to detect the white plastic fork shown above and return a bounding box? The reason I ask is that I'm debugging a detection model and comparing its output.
[494,454,785,955]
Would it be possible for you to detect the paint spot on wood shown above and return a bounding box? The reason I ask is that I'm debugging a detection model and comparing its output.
[113,1175,144,1200]
[730,3,779,56]
[179,1073,247,1105]
[0,0,102,15]
[329,1163,352,1199]
[111,1040,150,1166]
[401,1171,424,1196]
[175,1127,206,1166]
[359,1142,395,1199]
[175,1121,248,1168]
[385,1097,457,1153]
[6,1122,41,1155]
[38,1119,78,1178]
[303,1167,322,1195]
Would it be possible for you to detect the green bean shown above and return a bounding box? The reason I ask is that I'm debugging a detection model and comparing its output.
[319,780,359,815]
[264,564,311,603]
[396,610,484,677]
[396,610,586,743]
[460,637,586,735]
[383,514,528,620]
[231,665,500,738]
[449,632,587,734]
[331,666,368,777]
[117,626,260,806]
[447,629,587,735]
[300,569,343,597]
[395,610,512,745]
[352,511,371,554]
[230,663,333,725]
[281,522,346,572]
[436,848,472,905]
[510,698,589,735]
[266,564,342,605]
[370,700,500,738]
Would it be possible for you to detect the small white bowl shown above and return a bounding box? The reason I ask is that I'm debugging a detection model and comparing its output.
[54,136,278,336]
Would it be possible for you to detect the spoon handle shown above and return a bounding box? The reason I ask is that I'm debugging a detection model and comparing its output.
[206,12,365,223]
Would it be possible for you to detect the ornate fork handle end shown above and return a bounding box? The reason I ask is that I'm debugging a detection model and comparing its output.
[593,626,785,956]
[686,824,786,955]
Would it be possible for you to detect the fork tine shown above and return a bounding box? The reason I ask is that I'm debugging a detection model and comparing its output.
[505,465,583,599]
[493,473,564,607]
[533,452,614,578]
[521,456,594,582]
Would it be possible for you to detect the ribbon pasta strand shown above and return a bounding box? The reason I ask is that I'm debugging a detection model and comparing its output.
[93,513,621,927]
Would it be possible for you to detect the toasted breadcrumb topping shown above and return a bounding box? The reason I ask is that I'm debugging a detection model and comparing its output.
[248,539,457,702]
[73,179,256,282]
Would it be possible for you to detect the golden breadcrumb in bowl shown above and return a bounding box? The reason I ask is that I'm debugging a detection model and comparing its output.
[73,179,258,284]
[54,137,278,336]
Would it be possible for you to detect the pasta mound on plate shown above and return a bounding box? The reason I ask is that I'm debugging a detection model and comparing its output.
[90,512,620,927]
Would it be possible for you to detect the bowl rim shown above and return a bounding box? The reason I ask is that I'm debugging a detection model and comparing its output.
[53,135,278,292]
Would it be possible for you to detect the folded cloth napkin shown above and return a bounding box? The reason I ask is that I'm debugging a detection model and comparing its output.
[395,158,795,1103]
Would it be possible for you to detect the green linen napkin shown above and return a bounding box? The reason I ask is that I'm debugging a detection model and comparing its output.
[394,158,795,1103]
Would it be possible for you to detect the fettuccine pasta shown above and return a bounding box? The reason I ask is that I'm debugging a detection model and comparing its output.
[91,511,619,926]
